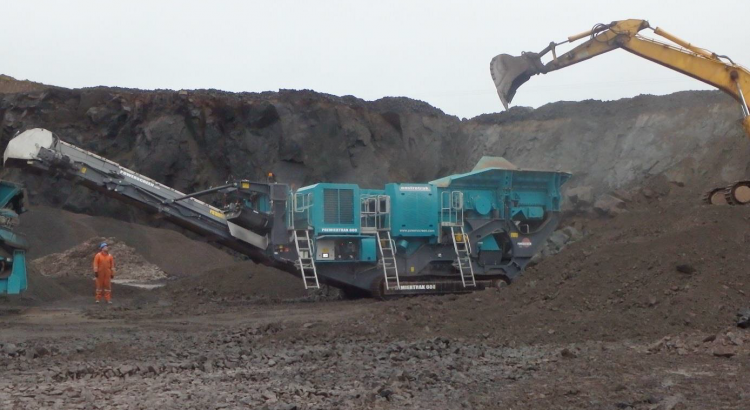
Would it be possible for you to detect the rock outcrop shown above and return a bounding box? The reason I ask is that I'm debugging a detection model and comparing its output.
[1,79,748,224]
[0,87,469,221]
[464,92,749,196]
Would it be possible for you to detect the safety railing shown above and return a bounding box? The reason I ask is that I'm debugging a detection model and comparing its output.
[360,194,391,232]
[440,191,464,227]
[288,192,313,230]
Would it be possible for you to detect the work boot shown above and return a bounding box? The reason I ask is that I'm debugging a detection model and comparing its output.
[96,300,100,304]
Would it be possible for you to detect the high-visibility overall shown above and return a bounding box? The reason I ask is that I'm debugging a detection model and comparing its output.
[93,251,115,302]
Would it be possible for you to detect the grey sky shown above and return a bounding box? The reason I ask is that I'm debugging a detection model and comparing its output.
[2,0,748,118]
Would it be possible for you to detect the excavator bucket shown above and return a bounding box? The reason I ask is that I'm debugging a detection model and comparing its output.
[490,53,540,110]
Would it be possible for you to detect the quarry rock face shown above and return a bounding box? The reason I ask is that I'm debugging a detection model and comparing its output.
[464,92,749,196]
[0,87,468,221]
[1,83,748,223]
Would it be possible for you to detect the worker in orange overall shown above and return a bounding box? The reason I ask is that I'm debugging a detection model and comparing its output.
[93,242,115,304]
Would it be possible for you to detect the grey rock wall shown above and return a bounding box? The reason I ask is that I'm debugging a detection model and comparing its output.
[1,86,748,223]
[464,91,750,196]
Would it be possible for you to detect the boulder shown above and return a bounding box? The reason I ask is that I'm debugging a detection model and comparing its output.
[562,226,583,242]
[117,365,135,376]
[565,186,594,207]
[675,264,696,275]
[611,189,634,202]
[528,253,542,266]
[3,343,18,355]
[737,308,750,329]
[594,194,627,217]
[560,348,577,359]
[547,230,570,252]
[712,347,736,358]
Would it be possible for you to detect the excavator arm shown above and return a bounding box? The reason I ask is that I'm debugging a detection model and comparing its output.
[490,19,750,138]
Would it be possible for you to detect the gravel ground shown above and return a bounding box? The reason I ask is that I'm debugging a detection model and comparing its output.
[1,295,749,410]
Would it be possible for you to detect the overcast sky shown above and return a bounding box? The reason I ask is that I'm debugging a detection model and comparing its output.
[2,0,748,118]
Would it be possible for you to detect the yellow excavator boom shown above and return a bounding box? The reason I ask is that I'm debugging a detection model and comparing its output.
[490,19,750,138]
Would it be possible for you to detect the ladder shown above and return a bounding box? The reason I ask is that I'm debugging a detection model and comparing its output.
[450,226,476,287]
[293,229,320,289]
[376,231,400,290]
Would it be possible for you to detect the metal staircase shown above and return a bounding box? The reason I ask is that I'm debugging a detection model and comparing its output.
[376,230,400,290]
[293,229,320,289]
[450,226,476,287]
[360,194,399,290]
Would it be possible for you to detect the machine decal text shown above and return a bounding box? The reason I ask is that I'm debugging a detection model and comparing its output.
[399,186,431,192]
[396,284,437,291]
[120,170,159,189]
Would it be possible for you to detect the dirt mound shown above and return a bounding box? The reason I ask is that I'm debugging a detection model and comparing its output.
[0,267,72,306]
[162,261,308,302]
[18,206,236,276]
[363,188,750,344]
[32,237,167,281]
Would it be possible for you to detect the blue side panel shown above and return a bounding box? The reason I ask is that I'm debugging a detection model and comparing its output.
[303,183,360,235]
[387,184,439,237]
[255,196,271,213]
[0,250,27,295]
[431,167,570,222]
[360,237,377,262]
[509,171,568,215]
[461,189,498,216]
[0,182,23,208]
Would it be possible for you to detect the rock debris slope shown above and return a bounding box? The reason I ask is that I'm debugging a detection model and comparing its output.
[32,237,167,281]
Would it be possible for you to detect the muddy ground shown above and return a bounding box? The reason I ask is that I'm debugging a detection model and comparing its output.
[2,186,750,410]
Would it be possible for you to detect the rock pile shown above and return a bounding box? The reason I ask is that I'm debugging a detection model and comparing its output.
[530,225,585,265]
[31,237,167,281]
